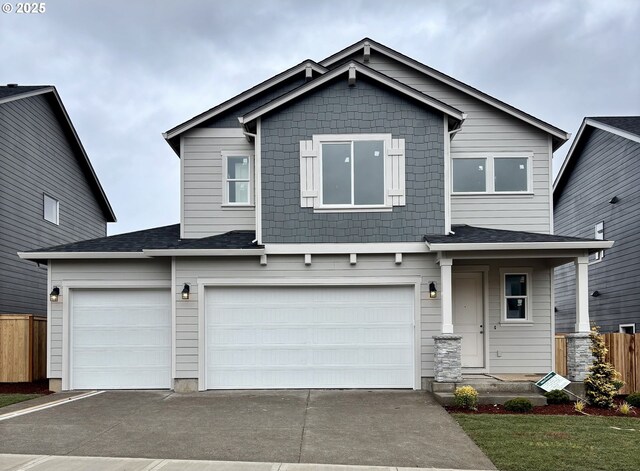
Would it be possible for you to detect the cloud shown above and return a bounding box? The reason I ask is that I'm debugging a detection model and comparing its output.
[1,0,638,234]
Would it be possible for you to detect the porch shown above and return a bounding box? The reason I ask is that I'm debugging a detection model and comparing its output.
[425,225,614,385]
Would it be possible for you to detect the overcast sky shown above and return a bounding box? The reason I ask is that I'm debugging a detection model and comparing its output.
[1,0,638,235]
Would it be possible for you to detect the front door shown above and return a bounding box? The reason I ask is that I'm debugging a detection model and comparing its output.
[452,272,484,368]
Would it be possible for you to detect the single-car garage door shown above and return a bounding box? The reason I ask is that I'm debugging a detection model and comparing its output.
[71,289,171,389]
[205,285,415,389]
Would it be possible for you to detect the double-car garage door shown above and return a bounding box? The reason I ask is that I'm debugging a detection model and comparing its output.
[70,285,415,390]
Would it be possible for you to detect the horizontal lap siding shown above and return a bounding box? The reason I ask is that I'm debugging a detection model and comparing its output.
[48,259,171,377]
[175,254,440,378]
[0,95,107,315]
[182,135,255,238]
[362,53,552,234]
[460,259,553,373]
[555,130,640,332]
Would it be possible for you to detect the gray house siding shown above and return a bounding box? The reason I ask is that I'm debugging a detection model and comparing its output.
[338,51,553,234]
[261,77,445,243]
[0,94,107,315]
[554,128,640,333]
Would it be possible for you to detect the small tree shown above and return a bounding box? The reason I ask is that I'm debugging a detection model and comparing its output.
[584,326,622,408]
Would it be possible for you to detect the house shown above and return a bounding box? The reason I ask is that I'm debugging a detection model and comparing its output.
[554,117,640,334]
[19,39,611,393]
[0,85,115,317]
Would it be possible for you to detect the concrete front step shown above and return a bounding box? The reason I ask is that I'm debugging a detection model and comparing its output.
[429,381,538,394]
[434,391,548,407]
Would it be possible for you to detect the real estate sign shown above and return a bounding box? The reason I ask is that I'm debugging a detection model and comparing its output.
[535,371,571,392]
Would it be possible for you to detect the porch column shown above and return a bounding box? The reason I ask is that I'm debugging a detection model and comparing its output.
[575,256,590,333]
[440,258,453,333]
[433,257,462,382]
[566,256,593,382]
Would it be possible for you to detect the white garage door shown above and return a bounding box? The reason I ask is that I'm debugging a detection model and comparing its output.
[71,289,171,389]
[205,285,415,389]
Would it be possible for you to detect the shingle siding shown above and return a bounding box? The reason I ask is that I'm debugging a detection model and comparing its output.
[0,94,107,315]
[260,77,445,243]
[554,128,640,333]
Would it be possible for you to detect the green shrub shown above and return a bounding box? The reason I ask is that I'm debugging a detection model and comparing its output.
[584,326,621,408]
[454,385,478,410]
[504,397,533,413]
[544,389,571,405]
[626,392,640,408]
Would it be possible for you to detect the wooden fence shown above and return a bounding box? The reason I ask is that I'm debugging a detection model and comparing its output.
[556,333,640,394]
[0,314,47,382]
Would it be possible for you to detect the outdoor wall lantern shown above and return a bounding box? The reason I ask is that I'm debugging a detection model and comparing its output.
[429,282,437,299]
[591,290,601,297]
[181,284,190,300]
[49,287,60,302]
[609,196,619,204]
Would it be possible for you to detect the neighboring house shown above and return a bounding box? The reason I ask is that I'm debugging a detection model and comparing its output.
[0,85,115,316]
[20,39,610,392]
[554,117,640,334]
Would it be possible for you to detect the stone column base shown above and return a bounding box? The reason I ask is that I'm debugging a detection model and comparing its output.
[566,333,593,382]
[433,334,463,382]
[49,378,62,392]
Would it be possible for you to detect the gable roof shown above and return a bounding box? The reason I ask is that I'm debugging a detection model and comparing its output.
[0,85,116,222]
[239,61,465,127]
[163,60,327,153]
[553,116,640,200]
[320,38,570,150]
[424,224,613,252]
[18,224,261,262]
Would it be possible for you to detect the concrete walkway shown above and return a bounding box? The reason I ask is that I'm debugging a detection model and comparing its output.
[0,390,495,470]
[0,454,491,471]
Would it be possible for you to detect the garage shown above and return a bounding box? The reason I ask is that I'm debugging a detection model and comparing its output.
[205,285,415,389]
[70,289,171,389]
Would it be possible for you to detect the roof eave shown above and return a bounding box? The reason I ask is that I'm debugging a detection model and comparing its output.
[424,240,614,252]
[18,251,149,260]
[320,38,570,144]
[162,60,328,154]
[241,61,465,125]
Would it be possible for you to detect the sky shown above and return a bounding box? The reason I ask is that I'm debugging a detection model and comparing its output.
[1,0,638,235]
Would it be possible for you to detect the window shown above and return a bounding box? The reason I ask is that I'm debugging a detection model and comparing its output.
[321,140,385,206]
[223,153,252,205]
[619,324,636,334]
[500,269,532,322]
[299,134,406,211]
[592,221,605,262]
[452,154,531,194]
[43,194,59,225]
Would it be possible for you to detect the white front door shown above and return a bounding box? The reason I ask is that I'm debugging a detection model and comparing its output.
[204,285,415,389]
[453,272,484,368]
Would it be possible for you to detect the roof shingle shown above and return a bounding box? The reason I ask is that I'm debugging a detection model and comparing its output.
[424,225,600,244]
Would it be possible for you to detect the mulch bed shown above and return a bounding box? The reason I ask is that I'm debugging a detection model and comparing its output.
[0,380,53,395]
[447,397,639,417]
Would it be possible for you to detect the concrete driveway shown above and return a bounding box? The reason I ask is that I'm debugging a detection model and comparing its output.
[0,390,495,470]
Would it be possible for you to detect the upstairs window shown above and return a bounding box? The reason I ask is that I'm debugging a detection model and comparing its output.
[299,134,406,211]
[452,154,532,194]
[223,153,252,205]
[43,194,59,225]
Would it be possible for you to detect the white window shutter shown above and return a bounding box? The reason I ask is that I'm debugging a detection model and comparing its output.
[386,138,406,206]
[300,140,318,207]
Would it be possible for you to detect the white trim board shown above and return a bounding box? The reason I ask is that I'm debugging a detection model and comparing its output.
[18,252,152,260]
[426,241,614,252]
[264,242,431,254]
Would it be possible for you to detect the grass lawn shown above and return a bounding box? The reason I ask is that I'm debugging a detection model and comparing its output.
[454,414,640,471]
[0,394,41,409]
